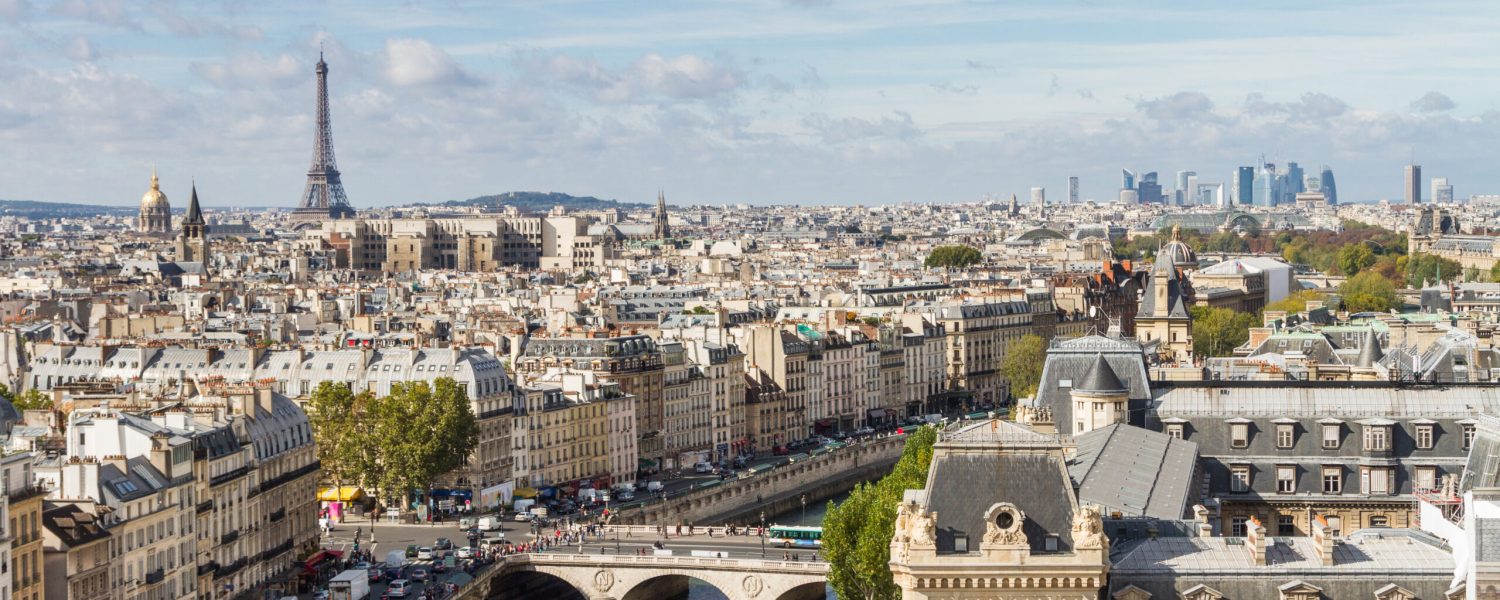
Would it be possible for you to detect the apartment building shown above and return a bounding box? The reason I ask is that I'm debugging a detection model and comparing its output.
[6,454,42,600]
[680,340,746,465]
[40,501,114,600]
[660,343,711,470]
[520,334,664,471]
[60,412,196,600]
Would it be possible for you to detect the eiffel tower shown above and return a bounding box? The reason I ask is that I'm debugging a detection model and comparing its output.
[292,53,355,222]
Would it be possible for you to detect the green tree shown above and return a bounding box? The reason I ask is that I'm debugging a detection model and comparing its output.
[1336,243,1376,276]
[1404,253,1461,288]
[1189,306,1257,358]
[1263,290,1331,314]
[924,245,983,269]
[307,382,379,501]
[1341,271,1398,313]
[11,389,51,411]
[1491,260,1500,283]
[824,426,938,600]
[1000,334,1047,400]
[373,379,479,509]
[1203,231,1249,253]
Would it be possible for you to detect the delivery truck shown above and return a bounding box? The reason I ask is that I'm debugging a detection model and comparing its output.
[329,570,370,600]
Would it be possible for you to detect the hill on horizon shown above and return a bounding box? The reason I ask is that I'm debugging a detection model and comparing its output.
[439,191,650,212]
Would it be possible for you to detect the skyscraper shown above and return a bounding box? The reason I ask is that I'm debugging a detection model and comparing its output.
[1234,166,1254,205]
[1031,187,1046,207]
[1174,171,1196,205]
[1138,171,1162,204]
[1284,162,1305,199]
[1432,177,1454,204]
[1253,163,1278,206]
[1319,165,1338,205]
[1067,177,1079,204]
[1121,169,1136,190]
[1405,164,1422,204]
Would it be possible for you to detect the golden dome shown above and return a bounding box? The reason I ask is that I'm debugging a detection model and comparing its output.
[140,168,170,210]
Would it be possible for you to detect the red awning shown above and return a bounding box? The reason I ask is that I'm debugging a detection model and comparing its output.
[304,549,344,568]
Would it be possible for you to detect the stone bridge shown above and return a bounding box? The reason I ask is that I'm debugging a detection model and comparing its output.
[615,434,907,526]
[459,553,829,600]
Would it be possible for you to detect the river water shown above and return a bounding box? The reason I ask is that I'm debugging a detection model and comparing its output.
[684,491,851,599]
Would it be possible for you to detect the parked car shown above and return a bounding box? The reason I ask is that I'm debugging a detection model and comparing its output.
[458,517,476,530]
[386,581,411,599]
[615,491,635,501]
[416,547,433,561]
[432,561,447,574]
[409,567,429,583]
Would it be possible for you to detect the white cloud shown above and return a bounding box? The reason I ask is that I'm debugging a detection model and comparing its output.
[190,52,304,89]
[381,38,477,87]
[801,110,919,144]
[1410,91,1456,113]
[52,0,133,27]
[0,0,29,23]
[63,35,96,62]
[518,51,747,105]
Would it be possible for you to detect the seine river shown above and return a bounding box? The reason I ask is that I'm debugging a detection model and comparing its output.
[684,491,851,599]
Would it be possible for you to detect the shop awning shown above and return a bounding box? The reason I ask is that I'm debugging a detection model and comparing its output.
[304,549,344,569]
[867,408,888,419]
[317,487,365,502]
[513,487,539,499]
[638,458,658,469]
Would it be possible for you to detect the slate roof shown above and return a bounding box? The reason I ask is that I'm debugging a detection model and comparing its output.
[1076,354,1126,394]
[1033,336,1152,436]
[41,503,110,548]
[923,438,1076,554]
[1109,530,1454,600]
[1069,424,1198,519]
[1461,414,1500,491]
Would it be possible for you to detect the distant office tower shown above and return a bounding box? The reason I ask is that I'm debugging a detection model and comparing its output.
[1234,166,1254,205]
[1031,187,1046,207]
[1122,169,1137,190]
[1253,163,1278,206]
[1405,164,1422,204]
[1119,189,1140,204]
[1184,174,1199,205]
[1319,166,1338,205]
[1174,171,1196,205]
[1198,182,1226,207]
[1067,177,1080,204]
[1138,171,1162,204]
[1284,162,1305,197]
[1432,177,1454,204]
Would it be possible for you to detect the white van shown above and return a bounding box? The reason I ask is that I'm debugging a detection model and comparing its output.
[477,517,499,531]
[693,462,713,474]
[646,481,663,492]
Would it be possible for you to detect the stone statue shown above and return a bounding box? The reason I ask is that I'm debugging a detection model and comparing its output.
[893,502,912,543]
[909,507,937,546]
[1071,504,1106,550]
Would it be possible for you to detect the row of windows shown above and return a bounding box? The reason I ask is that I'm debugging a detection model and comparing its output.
[1171,421,1476,452]
[1229,464,1441,495]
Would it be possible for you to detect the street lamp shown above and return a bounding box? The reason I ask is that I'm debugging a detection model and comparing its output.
[800,494,807,523]
[759,511,766,558]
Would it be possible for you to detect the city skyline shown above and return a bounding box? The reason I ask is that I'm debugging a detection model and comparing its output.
[2,1,1498,207]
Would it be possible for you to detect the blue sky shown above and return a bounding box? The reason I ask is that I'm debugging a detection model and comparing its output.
[3,0,1500,207]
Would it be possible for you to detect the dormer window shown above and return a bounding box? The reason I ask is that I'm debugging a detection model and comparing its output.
[1362,423,1390,451]
[1276,423,1294,449]
[1228,419,1251,449]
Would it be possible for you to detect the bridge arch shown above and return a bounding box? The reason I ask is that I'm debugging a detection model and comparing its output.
[774,581,828,600]
[487,569,588,600]
[620,573,730,600]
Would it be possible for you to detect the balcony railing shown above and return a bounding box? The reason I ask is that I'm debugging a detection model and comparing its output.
[210,466,250,487]
[257,461,321,495]
[269,508,286,523]
[260,539,294,561]
[218,530,239,546]
[144,568,165,585]
[214,558,246,579]
[198,562,218,577]
[196,500,215,514]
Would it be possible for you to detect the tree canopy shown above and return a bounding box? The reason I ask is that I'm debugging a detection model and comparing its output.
[1189,306,1258,358]
[924,245,983,269]
[1340,271,1398,313]
[1000,334,1047,400]
[307,378,478,511]
[1404,253,1462,289]
[824,426,938,600]
[1263,290,1332,315]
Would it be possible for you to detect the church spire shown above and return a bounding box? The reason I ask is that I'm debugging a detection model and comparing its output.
[185,179,204,225]
[653,189,671,239]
